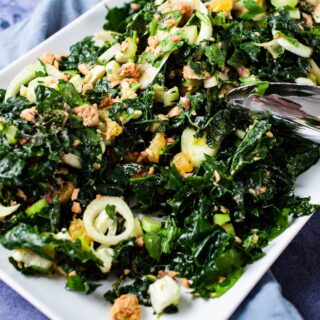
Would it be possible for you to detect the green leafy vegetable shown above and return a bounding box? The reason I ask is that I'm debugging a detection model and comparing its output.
[0,0,319,313]
[66,274,101,294]
[104,5,130,33]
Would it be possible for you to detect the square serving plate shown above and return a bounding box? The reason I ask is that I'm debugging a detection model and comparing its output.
[0,1,320,319]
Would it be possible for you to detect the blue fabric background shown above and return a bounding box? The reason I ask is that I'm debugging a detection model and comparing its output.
[0,0,38,30]
[0,1,319,319]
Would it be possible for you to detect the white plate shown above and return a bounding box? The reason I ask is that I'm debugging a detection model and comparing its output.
[0,1,319,319]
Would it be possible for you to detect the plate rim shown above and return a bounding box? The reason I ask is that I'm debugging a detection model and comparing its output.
[0,1,317,319]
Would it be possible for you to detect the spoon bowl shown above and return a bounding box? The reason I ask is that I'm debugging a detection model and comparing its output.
[227,83,320,144]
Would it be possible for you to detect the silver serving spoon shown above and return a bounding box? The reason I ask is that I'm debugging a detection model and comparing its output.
[227,83,320,144]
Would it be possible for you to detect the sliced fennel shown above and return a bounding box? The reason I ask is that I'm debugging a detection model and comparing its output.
[97,43,121,64]
[273,30,313,58]
[288,8,301,19]
[141,216,162,233]
[0,203,20,219]
[154,85,180,106]
[204,75,218,88]
[270,0,298,8]
[195,11,213,44]
[149,276,180,313]
[93,210,117,235]
[309,58,320,85]
[27,76,59,103]
[256,39,284,59]
[106,60,121,83]
[83,196,134,246]
[295,77,315,85]
[115,35,137,63]
[139,28,182,88]
[139,54,170,89]
[182,25,198,44]
[94,30,118,47]
[69,74,84,93]
[84,65,106,85]
[6,63,44,100]
[181,127,217,167]
[45,64,66,79]
[139,0,212,88]
[12,249,53,270]
[95,246,114,273]
[5,62,65,101]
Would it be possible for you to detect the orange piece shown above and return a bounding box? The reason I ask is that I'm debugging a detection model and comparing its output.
[172,152,195,174]
[208,0,233,12]
[146,133,167,163]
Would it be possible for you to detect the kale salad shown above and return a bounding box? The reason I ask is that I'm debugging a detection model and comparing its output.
[1,0,320,318]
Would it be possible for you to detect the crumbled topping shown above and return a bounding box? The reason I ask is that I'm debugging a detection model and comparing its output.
[119,63,142,80]
[111,294,141,320]
[20,107,38,123]
[40,52,55,65]
[73,104,99,127]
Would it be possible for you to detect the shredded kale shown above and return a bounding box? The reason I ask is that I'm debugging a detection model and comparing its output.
[1,0,320,312]
[104,5,131,33]
[59,36,107,70]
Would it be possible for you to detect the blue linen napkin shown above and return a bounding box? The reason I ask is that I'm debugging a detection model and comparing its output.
[0,1,304,319]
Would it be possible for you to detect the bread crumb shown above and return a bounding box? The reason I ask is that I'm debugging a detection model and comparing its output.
[73,104,99,127]
[20,107,38,123]
[41,52,55,65]
[111,294,140,320]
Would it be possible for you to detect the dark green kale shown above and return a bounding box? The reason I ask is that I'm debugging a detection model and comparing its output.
[111,238,164,277]
[59,36,107,70]
[0,223,99,263]
[104,277,153,306]
[66,274,101,294]
[8,257,51,276]
[104,5,131,33]
[104,1,155,37]
[143,219,180,261]
[0,89,6,102]
[204,42,228,69]
[240,0,265,20]
[1,0,320,309]
[230,120,275,175]
[57,81,84,106]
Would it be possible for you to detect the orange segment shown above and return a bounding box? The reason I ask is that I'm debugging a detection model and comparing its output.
[146,133,167,163]
[208,0,233,12]
[172,152,195,174]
